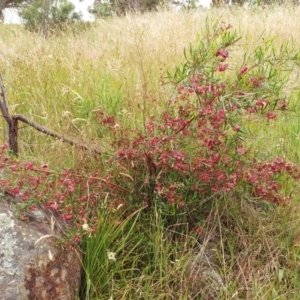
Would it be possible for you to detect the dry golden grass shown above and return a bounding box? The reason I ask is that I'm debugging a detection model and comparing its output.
[0,6,300,167]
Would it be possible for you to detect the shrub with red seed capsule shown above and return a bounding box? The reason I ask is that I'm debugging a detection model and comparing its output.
[0,22,298,242]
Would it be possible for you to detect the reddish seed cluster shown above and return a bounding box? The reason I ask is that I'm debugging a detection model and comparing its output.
[244,158,300,204]
[216,64,228,72]
[240,66,248,76]
[216,48,229,62]
[248,76,265,88]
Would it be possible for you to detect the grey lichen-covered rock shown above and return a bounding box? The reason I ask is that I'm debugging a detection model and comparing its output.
[187,240,225,299]
[0,193,81,300]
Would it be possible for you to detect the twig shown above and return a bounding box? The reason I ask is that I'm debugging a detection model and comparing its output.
[12,114,102,155]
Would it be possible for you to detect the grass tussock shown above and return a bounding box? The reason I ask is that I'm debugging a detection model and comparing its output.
[1,5,300,300]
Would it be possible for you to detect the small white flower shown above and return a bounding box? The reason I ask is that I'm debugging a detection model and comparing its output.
[108,296,113,300]
[107,251,116,261]
[82,223,89,231]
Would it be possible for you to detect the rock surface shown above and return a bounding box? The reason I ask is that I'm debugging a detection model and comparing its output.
[0,192,81,300]
[187,239,225,299]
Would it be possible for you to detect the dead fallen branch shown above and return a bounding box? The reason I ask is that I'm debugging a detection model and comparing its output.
[0,70,101,156]
[13,114,102,155]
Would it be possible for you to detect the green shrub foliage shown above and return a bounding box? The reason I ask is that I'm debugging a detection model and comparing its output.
[19,0,82,33]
